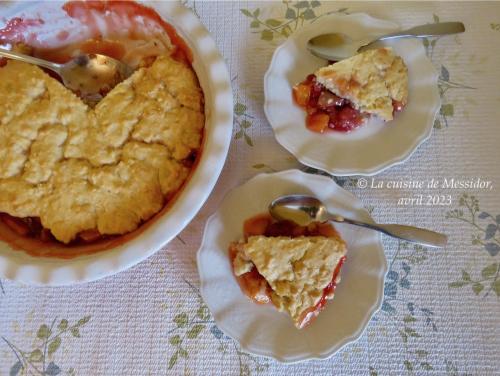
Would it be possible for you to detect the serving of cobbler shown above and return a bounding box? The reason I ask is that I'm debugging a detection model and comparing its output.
[0,2,204,256]
[293,47,408,133]
[229,214,347,329]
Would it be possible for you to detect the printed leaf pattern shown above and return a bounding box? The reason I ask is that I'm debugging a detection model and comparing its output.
[374,240,439,373]
[10,361,22,376]
[3,316,90,376]
[240,1,349,43]
[422,14,476,129]
[447,194,500,298]
[166,280,268,375]
[233,101,255,146]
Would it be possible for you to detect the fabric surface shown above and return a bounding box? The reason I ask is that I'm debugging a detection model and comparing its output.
[1,1,500,375]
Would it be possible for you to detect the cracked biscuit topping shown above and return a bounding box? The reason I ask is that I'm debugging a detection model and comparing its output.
[315,47,408,122]
[0,55,204,244]
[234,236,346,328]
[229,215,347,329]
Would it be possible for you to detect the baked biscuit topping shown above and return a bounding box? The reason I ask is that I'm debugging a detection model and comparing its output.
[315,47,408,121]
[234,235,346,327]
[0,55,204,243]
[230,214,347,329]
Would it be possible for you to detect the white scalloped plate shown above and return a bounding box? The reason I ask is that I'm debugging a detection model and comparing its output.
[0,1,233,285]
[197,170,386,362]
[264,13,440,176]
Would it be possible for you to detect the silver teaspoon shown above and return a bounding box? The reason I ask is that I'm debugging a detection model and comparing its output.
[307,22,465,61]
[269,195,448,248]
[0,47,134,106]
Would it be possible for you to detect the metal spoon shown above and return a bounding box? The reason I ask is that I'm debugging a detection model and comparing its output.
[269,195,448,248]
[307,22,465,61]
[0,47,134,106]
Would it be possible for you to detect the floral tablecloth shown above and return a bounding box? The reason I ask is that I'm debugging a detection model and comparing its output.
[1,1,500,375]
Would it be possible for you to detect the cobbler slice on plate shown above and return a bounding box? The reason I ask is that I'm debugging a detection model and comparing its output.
[229,215,347,329]
[293,47,408,133]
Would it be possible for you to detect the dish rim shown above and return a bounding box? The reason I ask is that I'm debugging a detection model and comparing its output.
[0,0,234,285]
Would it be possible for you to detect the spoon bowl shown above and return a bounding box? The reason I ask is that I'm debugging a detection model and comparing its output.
[59,53,135,105]
[268,195,329,226]
[0,48,134,106]
[307,33,373,61]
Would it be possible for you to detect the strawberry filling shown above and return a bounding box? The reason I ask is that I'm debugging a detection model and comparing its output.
[0,213,107,245]
[293,73,405,133]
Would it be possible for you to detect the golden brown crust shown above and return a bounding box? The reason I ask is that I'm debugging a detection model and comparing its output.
[0,55,204,243]
[315,47,408,121]
[234,235,346,328]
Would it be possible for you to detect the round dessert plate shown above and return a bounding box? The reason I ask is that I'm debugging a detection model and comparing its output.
[197,170,386,362]
[264,13,440,176]
[0,1,233,285]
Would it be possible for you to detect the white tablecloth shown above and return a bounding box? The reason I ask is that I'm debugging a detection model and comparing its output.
[1,1,499,375]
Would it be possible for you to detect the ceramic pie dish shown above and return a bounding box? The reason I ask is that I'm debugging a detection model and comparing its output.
[197,170,386,362]
[0,1,233,285]
[264,13,440,176]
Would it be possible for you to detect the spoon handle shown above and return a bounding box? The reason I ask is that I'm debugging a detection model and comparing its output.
[330,216,448,248]
[370,223,447,248]
[378,22,465,40]
[0,47,61,73]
